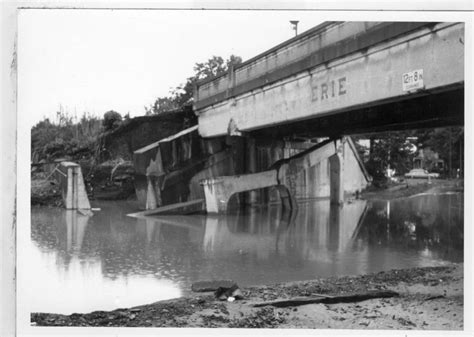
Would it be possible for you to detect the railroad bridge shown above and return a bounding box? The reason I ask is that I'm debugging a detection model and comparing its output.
[134,21,464,214]
[195,21,463,138]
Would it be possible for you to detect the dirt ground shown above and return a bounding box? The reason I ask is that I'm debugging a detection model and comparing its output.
[31,263,463,330]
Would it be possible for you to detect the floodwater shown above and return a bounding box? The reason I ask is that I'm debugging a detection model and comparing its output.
[29,193,463,314]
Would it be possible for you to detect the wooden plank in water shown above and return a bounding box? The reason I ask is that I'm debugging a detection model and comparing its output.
[128,199,205,217]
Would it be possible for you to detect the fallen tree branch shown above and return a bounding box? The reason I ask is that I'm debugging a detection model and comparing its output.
[253,290,399,308]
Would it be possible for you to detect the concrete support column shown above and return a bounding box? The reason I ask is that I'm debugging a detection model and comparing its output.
[283,140,291,159]
[338,142,345,203]
[58,162,91,210]
[66,167,74,209]
[146,177,158,210]
[72,167,78,209]
[75,166,91,210]
[227,135,246,207]
[329,152,344,205]
[246,137,258,205]
[226,135,246,174]
[201,178,226,213]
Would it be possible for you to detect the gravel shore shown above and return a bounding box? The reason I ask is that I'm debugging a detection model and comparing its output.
[31,263,463,330]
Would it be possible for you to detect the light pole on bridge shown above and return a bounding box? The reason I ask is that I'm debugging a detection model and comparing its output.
[290,20,299,36]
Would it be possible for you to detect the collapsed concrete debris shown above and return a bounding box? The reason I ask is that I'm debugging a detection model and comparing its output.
[132,127,370,215]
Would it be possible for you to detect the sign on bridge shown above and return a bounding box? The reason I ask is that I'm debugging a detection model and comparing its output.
[402,69,424,92]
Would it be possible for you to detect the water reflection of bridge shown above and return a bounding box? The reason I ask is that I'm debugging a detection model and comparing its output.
[53,194,464,260]
[32,193,463,283]
[53,200,369,261]
[132,200,369,259]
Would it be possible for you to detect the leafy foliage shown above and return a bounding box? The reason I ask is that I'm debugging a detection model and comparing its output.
[353,126,464,181]
[415,127,464,173]
[145,55,242,115]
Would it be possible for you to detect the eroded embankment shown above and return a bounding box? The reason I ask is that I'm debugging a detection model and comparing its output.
[31,264,463,329]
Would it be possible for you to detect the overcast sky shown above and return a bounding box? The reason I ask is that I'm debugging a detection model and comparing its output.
[18,9,326,127]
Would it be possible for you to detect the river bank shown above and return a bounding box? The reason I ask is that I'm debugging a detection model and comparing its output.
[31,263,463,329]
[31,159,136,207]
[31,170,463,207]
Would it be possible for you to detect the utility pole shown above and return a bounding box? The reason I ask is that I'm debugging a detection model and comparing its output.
[460,131,463,177]
[290,21,299,36]
[449,128,452,179]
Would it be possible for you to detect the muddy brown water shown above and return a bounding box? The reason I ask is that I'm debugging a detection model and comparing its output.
[29,193,463,314]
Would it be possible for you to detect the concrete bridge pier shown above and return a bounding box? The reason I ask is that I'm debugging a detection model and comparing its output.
[145,176,159,210]
[54,162,91,210]
[246,137,258,205]
[329,152,344,205]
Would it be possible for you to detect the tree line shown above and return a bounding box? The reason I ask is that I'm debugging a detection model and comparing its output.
[353,127,464,181]
[144,55,242,115]
[31,55,242,163]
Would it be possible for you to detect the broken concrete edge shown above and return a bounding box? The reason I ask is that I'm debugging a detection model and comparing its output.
[127,199,205,218]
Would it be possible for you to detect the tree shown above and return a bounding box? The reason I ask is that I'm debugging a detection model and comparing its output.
[353,126,464,181]
[146,96,180,115]
[353,131,418,182]
[102,110,122,131]
[145,55,242,115]
[414,127,464,176]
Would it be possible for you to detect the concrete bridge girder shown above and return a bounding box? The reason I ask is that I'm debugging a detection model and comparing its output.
[201,170,283,214]
[195,22,464,138]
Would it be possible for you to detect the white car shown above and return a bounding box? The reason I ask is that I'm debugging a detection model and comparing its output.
[404,169,440,179]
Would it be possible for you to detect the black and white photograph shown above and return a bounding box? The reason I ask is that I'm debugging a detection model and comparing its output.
[1,1,473,336]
